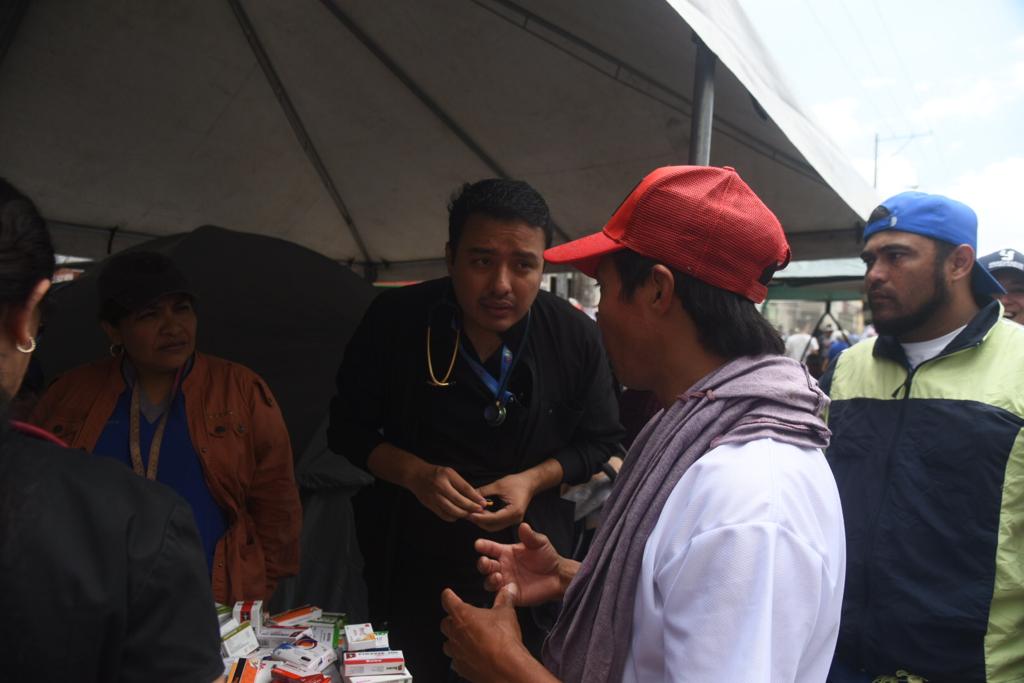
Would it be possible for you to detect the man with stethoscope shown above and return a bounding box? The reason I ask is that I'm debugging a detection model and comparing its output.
[328,178,623,682]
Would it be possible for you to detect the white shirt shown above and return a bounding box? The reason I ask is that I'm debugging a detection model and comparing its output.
[621,438,846,683]
[784,333,819,361]
[900,324,966,369]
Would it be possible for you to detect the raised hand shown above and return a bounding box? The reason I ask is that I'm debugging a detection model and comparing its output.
[474,523,570,606]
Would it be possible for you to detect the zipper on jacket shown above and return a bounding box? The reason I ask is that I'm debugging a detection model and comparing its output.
[858,337,983,666]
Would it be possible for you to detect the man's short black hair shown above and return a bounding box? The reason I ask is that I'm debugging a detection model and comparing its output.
[611,249,784,359]
[447,179,552,251]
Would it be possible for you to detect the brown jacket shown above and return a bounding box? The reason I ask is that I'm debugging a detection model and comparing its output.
[30,352,302,604]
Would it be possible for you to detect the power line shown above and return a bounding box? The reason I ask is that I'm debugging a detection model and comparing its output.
[873,131,932,188]
[867,0,950,180]
[798,0,899,138]
[835,0,917,137]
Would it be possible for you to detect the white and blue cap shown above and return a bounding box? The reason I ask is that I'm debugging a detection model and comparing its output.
[864,191,1005,296]
[979,248,1024,278]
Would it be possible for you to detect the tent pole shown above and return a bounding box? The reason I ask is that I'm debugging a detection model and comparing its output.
[318,0,575,243]
[479,0,825,186]
[688,35,716,166]
[226,0,376,280]
[0,0,30,69]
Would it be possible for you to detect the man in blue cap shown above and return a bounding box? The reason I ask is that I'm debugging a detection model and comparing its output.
[822,192,1024,682]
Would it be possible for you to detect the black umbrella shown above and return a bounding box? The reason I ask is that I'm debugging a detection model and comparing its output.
[36,225,378,459]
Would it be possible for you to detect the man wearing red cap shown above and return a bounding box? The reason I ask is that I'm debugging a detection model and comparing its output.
[440,166,846,683]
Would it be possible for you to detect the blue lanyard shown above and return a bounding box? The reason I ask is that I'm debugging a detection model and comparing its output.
[445,308,531,427]
[458,342,515,405]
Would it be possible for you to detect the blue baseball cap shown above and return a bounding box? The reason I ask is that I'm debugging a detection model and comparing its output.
[864,191,1005,296]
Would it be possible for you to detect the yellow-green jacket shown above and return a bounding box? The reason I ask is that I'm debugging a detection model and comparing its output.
[823,301,1024,683]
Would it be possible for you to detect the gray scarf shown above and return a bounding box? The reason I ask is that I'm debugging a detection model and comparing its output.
[542,354,831,682]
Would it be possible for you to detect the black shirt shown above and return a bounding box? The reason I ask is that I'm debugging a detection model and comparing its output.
[328,278,623,680]
[329,277,622,487]
[0,430,223,683]
[328,277,622,584]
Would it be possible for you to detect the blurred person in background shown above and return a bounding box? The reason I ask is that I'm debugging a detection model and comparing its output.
[979,248,1024,324]
[31,250,301,604]
[0,178,224,682]
[784,325,819,362]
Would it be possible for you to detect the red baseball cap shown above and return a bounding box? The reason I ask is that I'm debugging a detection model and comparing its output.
[544,165,791,303]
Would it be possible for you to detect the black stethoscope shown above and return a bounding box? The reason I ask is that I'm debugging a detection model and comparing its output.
[425,301,531,427]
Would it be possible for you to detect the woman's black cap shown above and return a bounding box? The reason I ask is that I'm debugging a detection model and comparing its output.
[97,251,194,320]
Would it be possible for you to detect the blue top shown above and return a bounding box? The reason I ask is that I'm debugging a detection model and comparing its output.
[828,339,850,362]
[93,386,228,573]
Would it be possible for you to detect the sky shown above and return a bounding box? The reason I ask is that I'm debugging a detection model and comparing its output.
[737,0,1024,256]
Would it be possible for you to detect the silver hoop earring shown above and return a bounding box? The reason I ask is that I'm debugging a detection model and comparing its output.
[109,343,123,357]
[16,336,36,354]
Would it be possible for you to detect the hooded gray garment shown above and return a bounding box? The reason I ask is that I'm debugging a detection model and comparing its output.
[541,354,831,682]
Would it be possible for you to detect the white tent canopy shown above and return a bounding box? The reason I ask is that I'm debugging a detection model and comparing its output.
[0,0,877,280]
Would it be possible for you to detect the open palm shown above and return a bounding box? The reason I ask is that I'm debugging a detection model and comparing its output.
[475,523,565,607]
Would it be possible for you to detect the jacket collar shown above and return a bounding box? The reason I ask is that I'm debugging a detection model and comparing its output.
[103,351,207,395]
[120,354,196,420]
[872,299,1002,365]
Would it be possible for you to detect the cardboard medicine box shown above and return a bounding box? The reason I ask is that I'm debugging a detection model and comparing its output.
[342,665,412,683]
[272,636,337,673]
[342,650,405,677]
[299,612,346,649]
[234,600,265,635]
[222,621,260,659]
[269,605,323,627]
[258,625,312,649]
[343,623,389,651]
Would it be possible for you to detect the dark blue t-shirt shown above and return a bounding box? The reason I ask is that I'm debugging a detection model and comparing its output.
[93,390,227,573]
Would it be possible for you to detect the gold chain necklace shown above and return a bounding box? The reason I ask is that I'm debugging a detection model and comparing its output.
[426,325,460,386]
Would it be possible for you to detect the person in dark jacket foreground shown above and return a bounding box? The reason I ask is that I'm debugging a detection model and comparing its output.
[440,166,845,683]
[0,178,224,683]
[823,193,1024,683]
[328,178,623,680]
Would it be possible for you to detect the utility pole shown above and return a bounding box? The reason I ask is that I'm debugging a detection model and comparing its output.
[873,133,879,189]
[873,131,933,188]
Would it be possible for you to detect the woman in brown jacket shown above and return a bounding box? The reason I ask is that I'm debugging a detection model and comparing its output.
[31,250,301,604]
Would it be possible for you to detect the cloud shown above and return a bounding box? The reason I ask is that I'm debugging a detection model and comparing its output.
[911,62,1024,124]
[810,97,871,148]
[1013,61,1024,88]
[874,154,921,197]
[862,76,897,90]
[839,150,921,197]
[940,157,1024,255]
